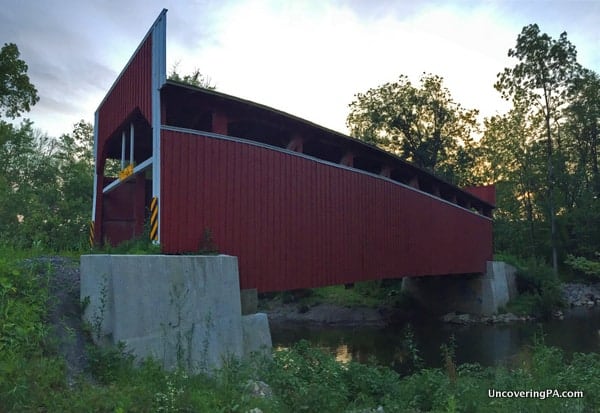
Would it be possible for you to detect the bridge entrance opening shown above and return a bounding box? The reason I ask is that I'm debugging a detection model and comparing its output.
[98,115,154,246]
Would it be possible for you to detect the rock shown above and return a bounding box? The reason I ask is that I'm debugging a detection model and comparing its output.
[441,312,458,322]
[245,380,273,399]
[246,409,263,413]
[562,282,600,307]
[441,312,471,324]
[457,314,472,324]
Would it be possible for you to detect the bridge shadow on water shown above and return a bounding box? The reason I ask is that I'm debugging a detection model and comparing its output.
[270,306,600,374]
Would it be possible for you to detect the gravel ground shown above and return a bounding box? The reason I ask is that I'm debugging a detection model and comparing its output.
[22,256,89,385]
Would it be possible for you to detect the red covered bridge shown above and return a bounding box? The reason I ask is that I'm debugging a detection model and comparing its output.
[91,10,495,293]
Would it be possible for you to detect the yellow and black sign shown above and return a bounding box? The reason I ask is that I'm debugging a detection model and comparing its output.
[150,197,158,241]
[89,221,95,248]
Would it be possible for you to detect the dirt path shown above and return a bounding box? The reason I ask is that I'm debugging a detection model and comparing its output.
[24,256,89,384]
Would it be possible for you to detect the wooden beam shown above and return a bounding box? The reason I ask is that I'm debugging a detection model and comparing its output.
[409,175,419,189]
[380,165,392,178]
[212,112,228,135]
[286,135,304,153]
[339,152,354,167]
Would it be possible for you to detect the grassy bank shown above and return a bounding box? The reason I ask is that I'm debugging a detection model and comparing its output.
[1,250,599,412]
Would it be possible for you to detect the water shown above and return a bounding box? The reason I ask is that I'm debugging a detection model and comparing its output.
[270,307,600,372]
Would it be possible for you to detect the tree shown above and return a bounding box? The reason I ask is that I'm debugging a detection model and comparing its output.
[495,24,581,274]
[0,43,39,119]
[479,99,545,257]
[0,120,94,250]
[565,69,600,194]
[346,73,480,185]
[168,62,216,90]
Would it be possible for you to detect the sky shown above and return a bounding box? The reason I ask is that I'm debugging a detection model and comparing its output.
[1,0,599,138]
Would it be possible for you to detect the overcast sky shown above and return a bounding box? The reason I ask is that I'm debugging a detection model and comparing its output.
[2,0,599,138]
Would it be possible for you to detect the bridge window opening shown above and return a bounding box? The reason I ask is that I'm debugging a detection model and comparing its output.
[227,120,289,148]
[166,106,212,131]
[163,88,214,131]
[101,116,152,181]
[303,139,344,164]
[390,168,414,185]
[353,156,382,174]
[439,187,458,204]
[418,179,434,195]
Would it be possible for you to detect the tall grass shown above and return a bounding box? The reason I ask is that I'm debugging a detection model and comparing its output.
[1,251,599,412]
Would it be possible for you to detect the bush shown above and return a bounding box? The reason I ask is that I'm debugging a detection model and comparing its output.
[565,254,600,280]
[506,258,563,318]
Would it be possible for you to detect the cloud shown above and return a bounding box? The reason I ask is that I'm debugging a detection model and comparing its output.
[1,0,598,138]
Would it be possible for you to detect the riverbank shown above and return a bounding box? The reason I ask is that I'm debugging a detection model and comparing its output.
[262,281,600,327]
[3,251,600,412]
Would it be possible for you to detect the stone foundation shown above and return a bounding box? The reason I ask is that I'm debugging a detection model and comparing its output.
[80,254,272,373]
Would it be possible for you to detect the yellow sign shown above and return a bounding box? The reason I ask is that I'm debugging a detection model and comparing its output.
[118,164,134,181]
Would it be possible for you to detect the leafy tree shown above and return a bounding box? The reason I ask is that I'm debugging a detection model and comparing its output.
[0,120,94,250]
[0,43,39,119]
[168,62,215,89]
[565,69,600,194]
[560,69,600,258]
[495,24,581,274]
[346,73,480,185]
[480,100,544,257]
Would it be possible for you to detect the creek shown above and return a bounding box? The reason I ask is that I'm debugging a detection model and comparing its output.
[270,306,600,373]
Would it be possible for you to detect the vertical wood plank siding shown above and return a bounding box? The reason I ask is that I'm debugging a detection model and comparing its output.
[97,37,153,150]
[161,130,493,292]
[94,36,152,241]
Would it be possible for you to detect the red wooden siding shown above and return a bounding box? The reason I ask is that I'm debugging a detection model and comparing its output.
[463,185,496,207]
[160,129,493,292]
[97,37,152,151]
[94,36,153,243]
[101,175,147,246]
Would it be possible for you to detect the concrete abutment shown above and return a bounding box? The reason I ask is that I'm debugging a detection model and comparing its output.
[80,254,272,374]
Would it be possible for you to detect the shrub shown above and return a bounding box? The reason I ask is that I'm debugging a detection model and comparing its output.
[506,258,563,318]
[565,254,600,280]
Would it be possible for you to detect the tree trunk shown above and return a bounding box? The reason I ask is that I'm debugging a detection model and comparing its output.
[544,100,559,276]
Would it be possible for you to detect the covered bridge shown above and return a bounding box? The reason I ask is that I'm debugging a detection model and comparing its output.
[91,9,495,292]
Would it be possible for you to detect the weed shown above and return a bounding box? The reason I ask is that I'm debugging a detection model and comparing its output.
[90,274,108,342]
[441,335,457,385]
[197,227,219,254]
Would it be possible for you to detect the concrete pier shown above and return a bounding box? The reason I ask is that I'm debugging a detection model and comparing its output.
[401,261,518,316]
[80,254,272,373]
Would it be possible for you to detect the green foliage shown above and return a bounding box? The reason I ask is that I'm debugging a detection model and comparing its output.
[265,340,349,411]
[565,253,600,279]
[347,73,481,185]
[488,23,589,273]
[1,249,600,413]
[86,341,135,385]
[0,119,94,251]
[169,62,216,90]
[505,258,563,318]
[0,249,50,357]
[94,221,161,254]
[0,43,39,118]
